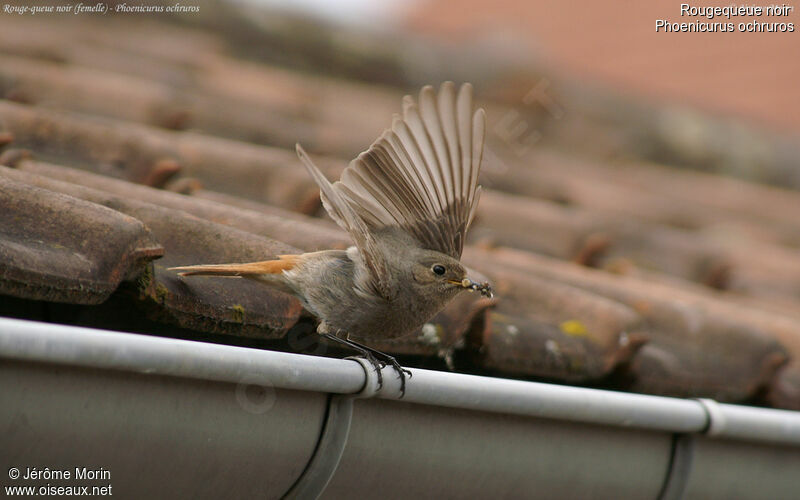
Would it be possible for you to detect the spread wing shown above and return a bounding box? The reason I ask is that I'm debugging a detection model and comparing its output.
[296,82,485,299]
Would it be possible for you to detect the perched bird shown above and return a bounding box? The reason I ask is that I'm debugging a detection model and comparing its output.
[170,82,492,393]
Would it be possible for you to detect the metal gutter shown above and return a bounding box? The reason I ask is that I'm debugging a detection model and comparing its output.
[2,317,800,499]
[2,317,798,443]
[0,317,365,395]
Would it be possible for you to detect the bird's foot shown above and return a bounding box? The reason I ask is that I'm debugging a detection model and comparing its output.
[322,334,411,396]
[345,338,412,396]
[386,356,413,396]
[357,348,386,389]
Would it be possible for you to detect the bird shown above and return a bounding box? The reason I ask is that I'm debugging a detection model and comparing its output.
[169,82,492,394]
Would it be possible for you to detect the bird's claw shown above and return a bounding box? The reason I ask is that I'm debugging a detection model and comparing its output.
[360,351,385,389]
[361,351,410,396]
[321,333,411,397]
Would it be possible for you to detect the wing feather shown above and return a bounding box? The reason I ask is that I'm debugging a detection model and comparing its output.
[469,108,485,208]
[296,144,391,297]
[392,118,444,215]
[297,82,485,298]
[418,86,454,206]
[457,83,475,201]
[437,82,460,208]
[404,104,447,213]
[384,126,439,215]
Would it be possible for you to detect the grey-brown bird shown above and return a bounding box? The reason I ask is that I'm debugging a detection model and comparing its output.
[169,82,492,392]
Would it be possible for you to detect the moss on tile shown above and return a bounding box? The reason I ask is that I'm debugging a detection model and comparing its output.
[231,304,245,323]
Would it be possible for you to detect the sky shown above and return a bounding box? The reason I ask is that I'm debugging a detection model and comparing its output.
[237,0,411,27]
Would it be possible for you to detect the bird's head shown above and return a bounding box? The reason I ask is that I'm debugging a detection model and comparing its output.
[408,249,493,299]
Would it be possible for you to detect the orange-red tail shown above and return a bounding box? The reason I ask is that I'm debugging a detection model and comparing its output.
[168,255,301,277]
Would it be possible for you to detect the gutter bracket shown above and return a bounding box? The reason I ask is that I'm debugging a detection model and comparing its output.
[696,398,726,436]
[282,358,382,499]
[657,433,695,500]
[283,394,354,500]
[346,356,383,399]
[658,397,727,500]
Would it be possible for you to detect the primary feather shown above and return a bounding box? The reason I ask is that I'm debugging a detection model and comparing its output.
[296,82,486,299]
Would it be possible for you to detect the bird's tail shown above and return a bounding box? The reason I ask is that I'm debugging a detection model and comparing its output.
[168,255,301,277]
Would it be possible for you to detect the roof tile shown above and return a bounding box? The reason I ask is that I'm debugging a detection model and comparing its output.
[465,247,791,403]
[0,175,162,304]
[464,259,647,381]
[1,166,304,337]
[0,100,325,213]
[11,158,349,251]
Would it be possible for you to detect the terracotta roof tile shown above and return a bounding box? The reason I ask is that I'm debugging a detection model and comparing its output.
[1,166,303,337]
[10,158,348,251]
[0,101,325,213]
[0,53,320,150]
[465,247,791,404]
[0,175,162,304]
[467,262,647,382]
[471,186,800,301]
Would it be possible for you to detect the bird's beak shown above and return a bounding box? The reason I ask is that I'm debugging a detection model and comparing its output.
[448,278,494,298]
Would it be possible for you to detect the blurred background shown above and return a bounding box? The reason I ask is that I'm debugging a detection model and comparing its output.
[1,0,800,410]
[264,0,800,132]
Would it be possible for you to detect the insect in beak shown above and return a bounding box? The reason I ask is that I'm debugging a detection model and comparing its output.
[448,278,494,298]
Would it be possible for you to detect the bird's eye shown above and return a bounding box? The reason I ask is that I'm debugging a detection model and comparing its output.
[432,264,446,276]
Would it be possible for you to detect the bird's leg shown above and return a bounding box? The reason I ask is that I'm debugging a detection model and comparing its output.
[344,337,413,396]
[321,333,385,389]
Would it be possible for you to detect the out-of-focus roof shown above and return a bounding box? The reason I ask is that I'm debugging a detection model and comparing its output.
[1,5,799,412]
[405,0,800,134]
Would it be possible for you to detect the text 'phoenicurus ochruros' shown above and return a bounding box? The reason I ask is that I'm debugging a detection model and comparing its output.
[170,82,492,394]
